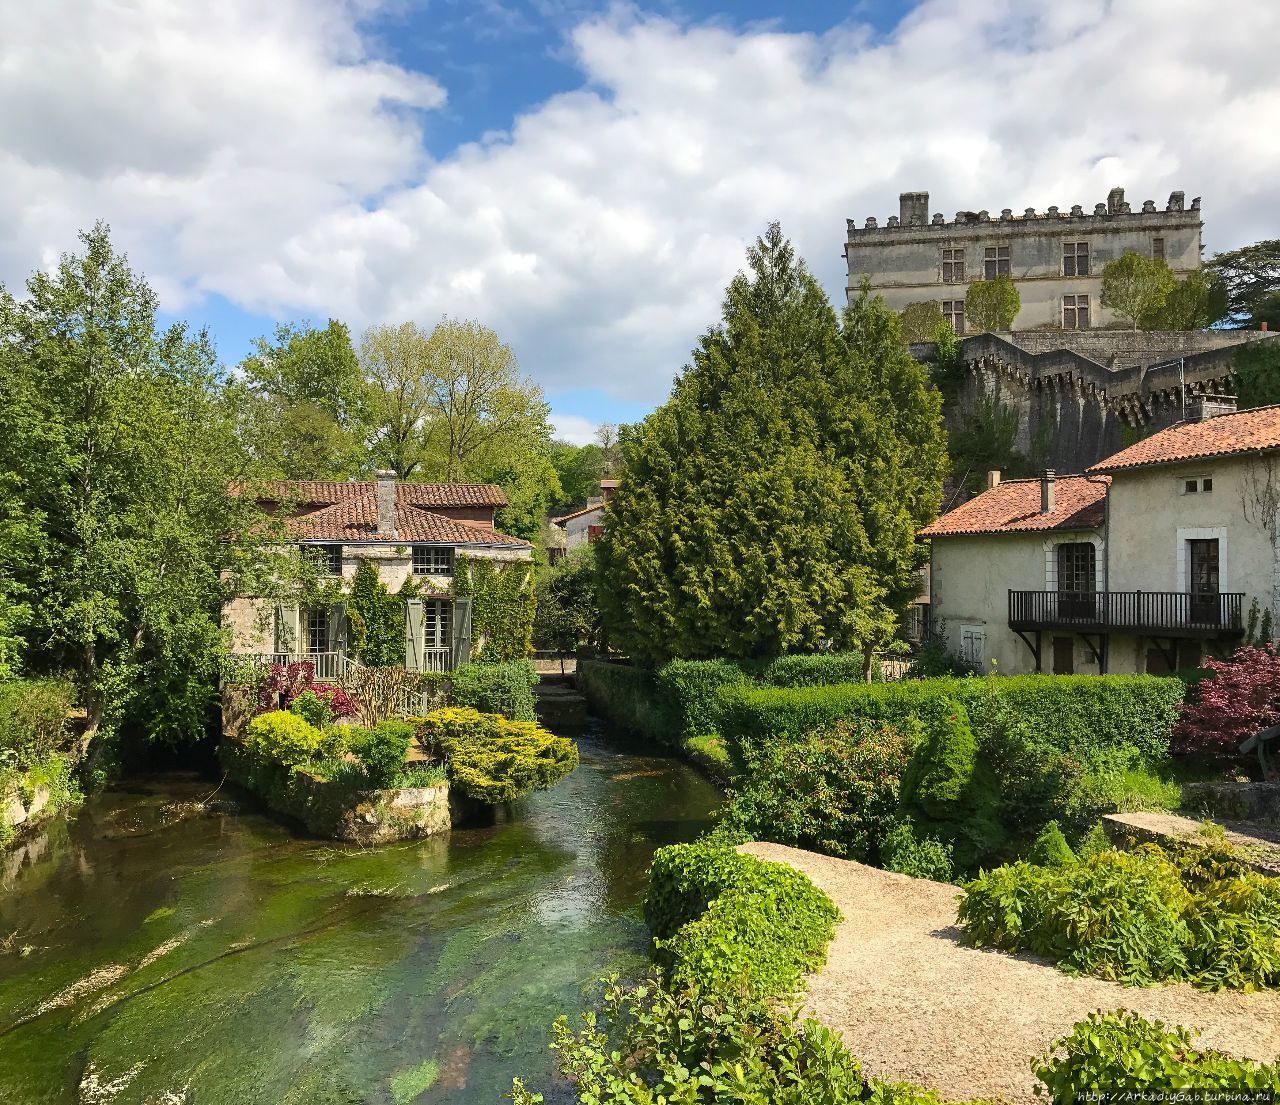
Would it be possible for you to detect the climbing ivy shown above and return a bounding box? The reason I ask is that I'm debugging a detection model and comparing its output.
[346,559,403,665]
[455,555,536,662]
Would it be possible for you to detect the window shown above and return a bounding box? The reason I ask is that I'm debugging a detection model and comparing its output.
[1063,241,1090,277]
[1062,294,1090,329]
[412,546,454,576]
[984,246,1010,280]
[587,524,604,543]
[1185,479,1198,494]
[1056,542,1096,620]
[1203,477,1213,493]
[941,248,965,283]
[1189,538,1221,626]
[307,607,330,654]
[1182,477,1212,494]
[423,599,452,649]
[942,300,965,333]
[1152,237,1165,262]
[311,544,342,575]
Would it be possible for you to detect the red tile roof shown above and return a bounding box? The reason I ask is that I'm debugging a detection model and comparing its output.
[918,475,1108,537]
[1089,406,1280,473]
[551,502,605,525]
[243,480,529,546]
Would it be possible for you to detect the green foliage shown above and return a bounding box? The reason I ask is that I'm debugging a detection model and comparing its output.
[963,275,1020,332]
[1027,820,1076,866]
[898,301,944,344]
[1033,1010,1280,1098]
[720,720,913,862]
[959,843,1280,990]
[1149,270,1228,330]
[289,689,333,731]
[455,554,535,662]
[346,720,414,788]
[1235,337,1280,410]
[244,710,325,770]
[1077,821,1111,859]
[532,545,601,653]
[1100,251,1176,328]
[414,706,578,804]
[948,397,1036,496]
[0,678,74,767]
[548,441,607,514]
[930,319,963,392]
[644,841,839,998]
[880,819,955,882]
[595,225,945,665]
[346,559,403,666]
[1208,238,1280,326]
[449,659,538,721]
[761,651,877,687]
[682,734,731,781]
[577,660,678,747]
[655,659,749,742]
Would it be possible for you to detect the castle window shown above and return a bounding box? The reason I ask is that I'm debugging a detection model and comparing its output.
[942,300,965,333]
[942,248,965,283]
[1062,294,1090,329]
[1152,237,1165,262]
[1063,242,1090,277]
[983,246,1010,279]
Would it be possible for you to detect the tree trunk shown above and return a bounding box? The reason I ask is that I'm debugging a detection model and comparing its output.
[862,647,874,683]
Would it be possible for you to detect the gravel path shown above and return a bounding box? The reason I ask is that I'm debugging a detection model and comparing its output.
[741,842,1280,1103]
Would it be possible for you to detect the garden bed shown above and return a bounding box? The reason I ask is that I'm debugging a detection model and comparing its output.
[742,841,1280,1104]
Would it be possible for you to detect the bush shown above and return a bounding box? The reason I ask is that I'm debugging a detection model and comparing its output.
[0,678,74,767]
[644,840,839,999]
[577,660,675,746]
[414,707,577,804]
[348,720,414,788]
[1033,1010,1280,1098]
[290,689,333,730]
[958,845,1280,990]
[720,719,914,862]
[761,651,877,687]
[243,711,324,770]
[655,658,748,742]
[1027,820,1075,867]
[1174,644,1280,756]
[880,820,954,882]
[449,660,538,721]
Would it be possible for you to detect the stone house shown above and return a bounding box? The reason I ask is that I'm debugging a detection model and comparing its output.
[919,401,1280,675]
[548,479,618,562]
[224,472,532,673]
[846,187,1202,331]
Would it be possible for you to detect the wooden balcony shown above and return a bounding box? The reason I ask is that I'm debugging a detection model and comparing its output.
[1008,590,1245,638]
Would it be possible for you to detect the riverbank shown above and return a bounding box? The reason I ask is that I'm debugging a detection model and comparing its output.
[743,841,1280,1104]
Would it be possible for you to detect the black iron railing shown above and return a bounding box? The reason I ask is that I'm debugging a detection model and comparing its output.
[1008,590,1245,636]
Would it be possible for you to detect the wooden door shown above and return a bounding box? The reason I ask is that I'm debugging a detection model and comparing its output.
[1052,636,1074,675]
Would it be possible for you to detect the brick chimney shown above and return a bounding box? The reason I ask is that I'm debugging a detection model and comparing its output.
[1040,470,1056,514]
[987,470,1002,490]
[376,470,397,537]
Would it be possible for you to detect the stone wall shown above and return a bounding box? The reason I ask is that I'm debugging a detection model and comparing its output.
[2,778,53,838]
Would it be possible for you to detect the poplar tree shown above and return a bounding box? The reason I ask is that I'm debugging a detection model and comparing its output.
[596,226,946,667]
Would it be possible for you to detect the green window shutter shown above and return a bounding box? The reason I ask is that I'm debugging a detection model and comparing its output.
[450,597,472,669]
[405,599,423,672]
[275,603,300,654]
[328,605,347,654]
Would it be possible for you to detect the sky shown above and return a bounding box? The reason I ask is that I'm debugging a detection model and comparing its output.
[2,1,1279,445]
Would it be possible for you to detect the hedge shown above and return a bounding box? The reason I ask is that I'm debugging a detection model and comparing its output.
[448,660,538,721]
[720,674,1185,775]
[577,659,676,745]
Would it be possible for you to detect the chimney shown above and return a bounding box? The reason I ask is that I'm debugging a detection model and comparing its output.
[1040,470,1056,514]
[1106,186,1125,214]
[375,469,397,537]
[987,470,1002,490]
[1192,396,1238,422]
[899,191,929,227]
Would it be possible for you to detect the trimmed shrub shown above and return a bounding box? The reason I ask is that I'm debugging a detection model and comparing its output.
[289,689,333,730]
[762,650,877,687]
[577,660,676,746]
[348,720,414,787]
[720,719,914,862]
[1027,820,1075,867]
[449,660,538,721]
[1033,1010,1280,1097]
[414,706,577,804]
[654,658,748,742]
[644,841,839,998]
[880,819,954,882]
[243,711,324,770]
[0,678,74,767]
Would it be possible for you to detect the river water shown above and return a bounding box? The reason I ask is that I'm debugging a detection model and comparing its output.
[0,726,720,1105]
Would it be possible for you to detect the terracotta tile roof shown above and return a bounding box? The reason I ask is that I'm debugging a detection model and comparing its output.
[1088,406,1280,473]
[253,480,508,507]
[551,502,605,526]
[243,480,529,546]
[918,475,1108,537]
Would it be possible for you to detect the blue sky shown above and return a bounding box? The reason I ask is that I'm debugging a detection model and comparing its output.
[6,0,1280,443]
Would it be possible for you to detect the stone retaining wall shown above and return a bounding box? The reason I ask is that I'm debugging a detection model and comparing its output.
[2,780,52,837]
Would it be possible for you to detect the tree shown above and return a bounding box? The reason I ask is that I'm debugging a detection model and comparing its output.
[0,224,276,749]
[1100,251,1175,329]
[234,320,364,478]
[595,225,946,668]
[1208,239,1280,326]
[532,546,602,652]
[1234,340,1280,409]
[549,441,606,512]
[964,276,1021,332]
[1148,271,1228,331]
[898,301,945,344]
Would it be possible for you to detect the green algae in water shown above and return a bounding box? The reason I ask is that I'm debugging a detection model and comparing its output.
[0,734,720,1104]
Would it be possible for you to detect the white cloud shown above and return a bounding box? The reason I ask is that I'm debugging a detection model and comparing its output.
[4,0,1280,410]
[550,411,599,446]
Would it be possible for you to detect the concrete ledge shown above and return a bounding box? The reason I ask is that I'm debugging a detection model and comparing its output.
[1103,811,1280,876]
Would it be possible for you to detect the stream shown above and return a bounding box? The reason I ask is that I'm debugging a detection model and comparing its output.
[0,725,720,1105]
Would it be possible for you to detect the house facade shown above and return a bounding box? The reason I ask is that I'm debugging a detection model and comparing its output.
[549,479,618,560]
[920,402,1280,675]
[224,472,532,674]
[846,187,1202,332]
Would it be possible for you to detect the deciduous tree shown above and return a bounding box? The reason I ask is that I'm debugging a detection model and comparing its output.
[964,276,1021,332]
[1100,251,1175,329]
[898,301,945,344]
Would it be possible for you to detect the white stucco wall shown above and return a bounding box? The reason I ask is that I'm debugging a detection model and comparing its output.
[559,506,604,549]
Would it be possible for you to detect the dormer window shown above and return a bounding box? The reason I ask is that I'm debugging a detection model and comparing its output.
[413,546,454,576]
